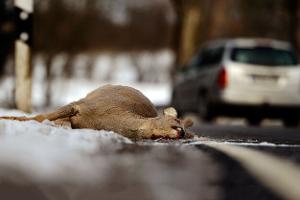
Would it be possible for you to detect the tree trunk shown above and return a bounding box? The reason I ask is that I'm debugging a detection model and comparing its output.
[15,40,32,112]
[171,0,202,67]
[287,0,299,50]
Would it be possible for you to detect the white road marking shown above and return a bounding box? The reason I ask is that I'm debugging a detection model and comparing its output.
[189,140,300,148]
[204,141,300,200]
[222,141,300,148]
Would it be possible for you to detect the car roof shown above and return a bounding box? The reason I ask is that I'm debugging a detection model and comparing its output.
[203,38,293,50]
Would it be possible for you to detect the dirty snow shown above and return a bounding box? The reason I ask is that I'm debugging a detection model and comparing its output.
[0,109,222,200]
[0,109,132,183]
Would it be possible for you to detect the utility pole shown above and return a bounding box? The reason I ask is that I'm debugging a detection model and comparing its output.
[14,0,33,112]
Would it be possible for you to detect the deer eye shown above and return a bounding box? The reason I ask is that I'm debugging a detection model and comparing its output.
[174,118,181,123]
[171,125,179,129]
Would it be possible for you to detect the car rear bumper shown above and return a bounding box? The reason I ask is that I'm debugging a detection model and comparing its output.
[219,89,300,106]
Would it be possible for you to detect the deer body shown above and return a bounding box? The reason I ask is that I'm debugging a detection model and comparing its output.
[0,85,193,139]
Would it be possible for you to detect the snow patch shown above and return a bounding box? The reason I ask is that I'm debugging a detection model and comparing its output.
[0,109,222,200]
[0,109,131,183]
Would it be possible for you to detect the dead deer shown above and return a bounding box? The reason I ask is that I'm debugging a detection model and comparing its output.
[0,85,194,140]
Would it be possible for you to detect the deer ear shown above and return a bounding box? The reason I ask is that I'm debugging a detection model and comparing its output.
[183,118,193,128]
[163,107,178,118]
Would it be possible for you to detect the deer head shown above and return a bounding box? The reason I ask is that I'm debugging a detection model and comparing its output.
[139,107,193,139]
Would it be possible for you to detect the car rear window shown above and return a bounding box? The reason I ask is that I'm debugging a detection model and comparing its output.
[230,47,298,66]
[189,46,224,69]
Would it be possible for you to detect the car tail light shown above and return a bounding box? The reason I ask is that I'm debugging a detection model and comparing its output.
[218,67,228,89]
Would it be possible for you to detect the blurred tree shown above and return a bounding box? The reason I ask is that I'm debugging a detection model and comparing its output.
[239,0,285,38]
[33,0,300,83]
[34,0,173,53]
[285,0,299,49]
[34,0,174,84]
[171,0,300,68]
[0,0,15,76]
[171,0,202,66]
[171,0,240,67]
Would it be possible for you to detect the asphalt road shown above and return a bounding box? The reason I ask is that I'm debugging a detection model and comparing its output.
[186,119,300,200]
[190,122,300,144]
[1,118,300,200]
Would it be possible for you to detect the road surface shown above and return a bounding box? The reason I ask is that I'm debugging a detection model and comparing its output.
[0,118,300,200]
[191,122,300,144]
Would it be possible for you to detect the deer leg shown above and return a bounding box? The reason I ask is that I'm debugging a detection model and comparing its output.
[0,116,34,121]
[38,102,80,122]
[53,117,72,128]
[0,102,80,123]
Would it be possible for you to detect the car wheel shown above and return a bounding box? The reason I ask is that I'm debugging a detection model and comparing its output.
[247,117,261,126]
[282,118,299,128]
[198,96,214,122]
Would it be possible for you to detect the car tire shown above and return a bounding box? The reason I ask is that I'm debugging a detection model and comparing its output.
[247,117,261,126]
[198,96,214,122]
[282,118,299,128]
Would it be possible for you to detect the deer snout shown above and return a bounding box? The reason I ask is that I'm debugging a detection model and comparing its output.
[172,126,185,139]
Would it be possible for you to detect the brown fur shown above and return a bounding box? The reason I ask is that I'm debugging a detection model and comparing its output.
[0,85,194,140]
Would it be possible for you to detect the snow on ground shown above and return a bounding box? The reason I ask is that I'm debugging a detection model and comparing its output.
[0,109,132,182]
[36,78,172,108]
[0,108,222,200]
[0,76,172,109]
[0,50,174,109]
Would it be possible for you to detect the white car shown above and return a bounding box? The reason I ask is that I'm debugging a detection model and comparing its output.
[172,38,300,126]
